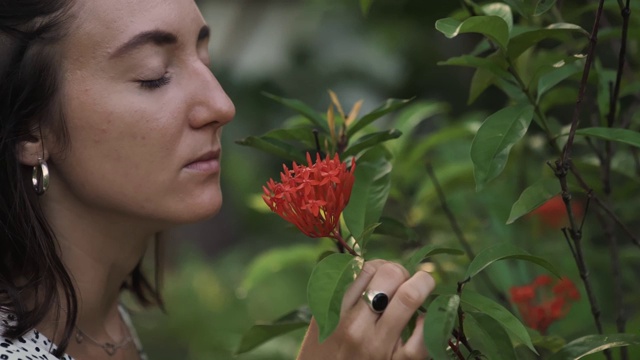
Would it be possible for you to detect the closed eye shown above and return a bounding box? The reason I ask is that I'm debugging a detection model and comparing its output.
[139,74,171,90]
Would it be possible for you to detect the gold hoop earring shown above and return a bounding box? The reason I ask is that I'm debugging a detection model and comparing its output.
[32,158,49,195]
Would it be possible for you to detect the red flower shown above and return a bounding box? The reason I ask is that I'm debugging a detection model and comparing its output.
[262,152,355,239]
[510,276,580,334]
[530,195,583,229]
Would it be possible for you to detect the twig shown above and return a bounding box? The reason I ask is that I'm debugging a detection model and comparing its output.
[553,159,609,360]
[452,329,479,359]
[561,0,606,165]
[425,162,510,307]
[559,225,606,333]
[448,339,465,360]
[455,280,482,360]
[601,3,630,357]
[331,229,358,257]
[569,167,640,248]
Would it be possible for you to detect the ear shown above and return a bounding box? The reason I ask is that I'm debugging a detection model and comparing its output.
[16,138,49,167]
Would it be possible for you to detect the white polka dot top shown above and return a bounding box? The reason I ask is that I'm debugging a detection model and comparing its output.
[0,306,147,360]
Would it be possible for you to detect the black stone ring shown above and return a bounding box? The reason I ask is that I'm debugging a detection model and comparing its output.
[362,290,389,314]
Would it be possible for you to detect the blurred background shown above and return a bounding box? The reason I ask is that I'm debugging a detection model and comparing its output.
[129,0,640,359]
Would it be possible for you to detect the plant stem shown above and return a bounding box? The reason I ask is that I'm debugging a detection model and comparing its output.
[561,0,605,165]
[553,163,609,360]
[455,280,482,360]
[601,2,630,358]
[448,339,465,360]
[569,167,640,247]
[331,229,358,257]
[426,162,510,308]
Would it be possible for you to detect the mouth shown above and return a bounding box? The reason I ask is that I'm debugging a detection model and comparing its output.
[184,149,221,173]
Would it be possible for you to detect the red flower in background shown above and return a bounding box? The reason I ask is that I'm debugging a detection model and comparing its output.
[510,275,580,334]
[530,195,583,229]
[262,152,355,240]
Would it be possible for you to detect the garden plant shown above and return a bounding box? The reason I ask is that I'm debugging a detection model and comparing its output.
[234,0,640,359]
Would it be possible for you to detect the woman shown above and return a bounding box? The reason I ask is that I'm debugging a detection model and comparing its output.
[0,0,435,359]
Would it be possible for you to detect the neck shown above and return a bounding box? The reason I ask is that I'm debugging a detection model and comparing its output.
[39,191,157,346]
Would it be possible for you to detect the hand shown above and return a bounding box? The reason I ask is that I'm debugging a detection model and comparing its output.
[298,260,436,360]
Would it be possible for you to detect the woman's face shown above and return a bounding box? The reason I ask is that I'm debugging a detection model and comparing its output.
[47,0,235,227]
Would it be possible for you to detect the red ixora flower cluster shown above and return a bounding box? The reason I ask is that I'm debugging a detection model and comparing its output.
[510,275,580,335]
[262,152,355,240]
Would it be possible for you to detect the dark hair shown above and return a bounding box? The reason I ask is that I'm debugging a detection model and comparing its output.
[0,1,163,357]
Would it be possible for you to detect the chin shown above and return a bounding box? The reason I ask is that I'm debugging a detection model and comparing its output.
[177,195,223,224]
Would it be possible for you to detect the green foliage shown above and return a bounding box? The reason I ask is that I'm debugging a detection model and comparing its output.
[464,243,561,280]
[424,294,460,360]
[470,104,534,190]
[465,311,518,360]
[212,0,640,357]
[548,334,640,360]
[236,308,311,354]
[462,290,537,353]
[507,178,559,224]
[306,253,359,342]
[343,149,392,242]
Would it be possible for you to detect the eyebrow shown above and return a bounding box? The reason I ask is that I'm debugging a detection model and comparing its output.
[109,25,210,59]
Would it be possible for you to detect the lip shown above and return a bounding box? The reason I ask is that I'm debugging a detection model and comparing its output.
[184,149,221,172]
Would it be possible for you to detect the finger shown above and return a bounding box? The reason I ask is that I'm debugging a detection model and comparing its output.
[351,262,409,323]
[341,259,388,313]
[393,315,430,360]
[377,271,435,340]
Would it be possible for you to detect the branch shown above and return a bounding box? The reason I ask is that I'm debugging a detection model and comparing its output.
[455,280,482,360]
[601,1,631,358]
[552,159,610,360]
[569,167,640,248]
[425,162,510,307]
[561,0,606,165]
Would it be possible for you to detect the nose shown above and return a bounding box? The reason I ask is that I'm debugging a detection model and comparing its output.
[187,62,235,129]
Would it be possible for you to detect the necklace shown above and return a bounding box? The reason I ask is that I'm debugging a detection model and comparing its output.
[73,313,133,356]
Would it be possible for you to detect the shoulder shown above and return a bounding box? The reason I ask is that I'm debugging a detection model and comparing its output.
[0,311,74,360]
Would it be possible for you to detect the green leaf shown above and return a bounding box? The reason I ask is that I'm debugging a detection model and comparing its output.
[464,243,562,280]
[257,127,331,153]
[465,311,517,360]
[360,0,373,15]
[424,294,460,360]
[534,0,557,15]
[507,178,560,224]
[405,245,464,274]
[503,0,529,18]
[343,153,392,240]
[342,129,402,158]
[307,253,359,342]
[469,66,496,104]
[576,127,640,149]
[462,290,537,353]
[235,136,307,164]
[240,244,330,292]
[263,92,328,132]
[389,101,448,156]
[235,307,311,354]
[549,334,640,360]
[508,24,588,59]
[482,3,513,32]
[374,216,417,241]
[438,55,513,80]
[536,60,583,102]
[347,98,413,137]
[357,222,381,255]
[470,104,534,191]
[435,16,510,50]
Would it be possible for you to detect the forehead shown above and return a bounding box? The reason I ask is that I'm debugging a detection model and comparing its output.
[64,0,204,62]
